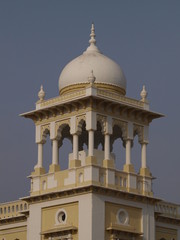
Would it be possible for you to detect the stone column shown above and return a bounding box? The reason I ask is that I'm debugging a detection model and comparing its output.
[73,134,79,160]
[126,139,131,165]
[141,143,147,168]
[69,116,81,168]
[85,111,97,165]
[88,130,94,157]
[140,142,151,176]
[85,129,97,165]
[37,143,43,168]
[123,139,134,173]
[103,133,114,168]
[33,142,45,175]
[104,134,110,160]
[49,139,60,173]
[52,139,59,165]
[69,133,81,168]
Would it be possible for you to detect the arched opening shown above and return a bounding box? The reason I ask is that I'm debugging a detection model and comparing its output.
[111,125,125,170]
[43,131,51,173]
[132,134,141,173]
[58,124,72,170]
[79,121,88,151]
[94,121,104,150]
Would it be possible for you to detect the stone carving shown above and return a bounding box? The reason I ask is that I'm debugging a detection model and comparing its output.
[112,119,128,140]
[97,114,106,133]
[133,124,143,143]
[76,115,86,134]
[41,124,50,143]
[55,119,72,148]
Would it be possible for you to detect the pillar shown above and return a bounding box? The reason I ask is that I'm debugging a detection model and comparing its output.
[141,143,147,168]
[85,111,97,165]
[49,139,60,173]
[103,133,115,168]
[123,139,134,173]
[37,143,43,168]
[140,142,151,177]
[88,130,94,156]
[52,139,59,165]
[104,134,110,160]
[32,142,45,175]
[85,129,97,165]
[73,134,79,160]
[125,139,131,165]
[69,133,81,168]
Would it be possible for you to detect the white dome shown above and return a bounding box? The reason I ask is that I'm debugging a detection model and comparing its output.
[58,24,127,95]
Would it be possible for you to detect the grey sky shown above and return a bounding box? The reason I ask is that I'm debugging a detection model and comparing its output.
[0,0,180,203]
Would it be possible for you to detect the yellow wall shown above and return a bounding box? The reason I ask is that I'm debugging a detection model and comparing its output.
[105,202,142,240]
[41,202,78,240]
[0,226,27,240]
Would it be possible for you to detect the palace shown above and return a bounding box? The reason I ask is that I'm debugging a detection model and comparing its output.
[0,24,179,240]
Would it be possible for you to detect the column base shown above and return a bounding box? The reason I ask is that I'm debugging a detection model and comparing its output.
[139,167,152,177]
[31,167,46,176]
[123,164,135,173]
[69,159,81,168]
[85,156,97,165]
[49,164,60,173]
[103,159,115,169]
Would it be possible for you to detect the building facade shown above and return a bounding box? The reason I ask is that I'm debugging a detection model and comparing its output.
[0,24,180,240]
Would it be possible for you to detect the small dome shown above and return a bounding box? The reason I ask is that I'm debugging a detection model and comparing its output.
[58,24,127,95]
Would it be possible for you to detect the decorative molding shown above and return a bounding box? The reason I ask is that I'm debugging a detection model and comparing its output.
[76,115,86,134]
[112,119,128,140]
[41,124,50,143]
[55,119,70,138]
[97,114,106,133]
[133,124,143,143]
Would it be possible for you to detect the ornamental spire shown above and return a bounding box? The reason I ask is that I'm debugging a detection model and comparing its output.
[140,85,148,102]
[85,23,100,53]
[38,85,45,102]
[88,70,96,85]
[89,23,96,46]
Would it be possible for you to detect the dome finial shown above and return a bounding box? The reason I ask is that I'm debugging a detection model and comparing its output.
[89,23,96,46]
[85,23,100,53]
[88,70,96,86]
[38,85,45,102]
[140,85,148,102]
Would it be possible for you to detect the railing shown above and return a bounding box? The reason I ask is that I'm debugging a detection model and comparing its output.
[97,89,144,108]
[0,200,28,219]
[155,202,179,218]
[39,90,86,108]
[38,87,144,110]
[114,171,128,189]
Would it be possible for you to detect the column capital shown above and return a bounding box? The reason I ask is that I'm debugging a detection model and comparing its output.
[86,111,97,131]
[105,116,113,135]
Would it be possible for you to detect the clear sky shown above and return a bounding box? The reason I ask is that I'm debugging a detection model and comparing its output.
[0,0,180,203]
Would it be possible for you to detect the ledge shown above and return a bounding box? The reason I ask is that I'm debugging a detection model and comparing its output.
[21,185,161,205]
[41,224,77,237]
[106,223,142,236]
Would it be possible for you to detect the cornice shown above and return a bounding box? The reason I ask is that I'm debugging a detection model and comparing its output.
[155,213,180,225]
[0,215,27,225]
[21,185,160,205]
[20,90,163,124]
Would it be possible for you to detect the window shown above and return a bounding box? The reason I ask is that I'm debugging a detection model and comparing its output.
[55,209,67,225]
[116,209,129,225]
